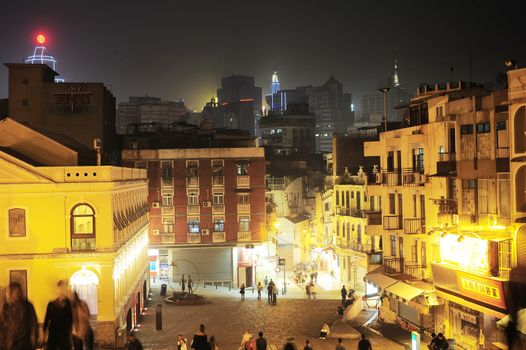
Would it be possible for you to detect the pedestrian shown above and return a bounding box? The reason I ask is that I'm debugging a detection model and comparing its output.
[505,265,526,349]
[0,282,39,350]
[310,283,317,300]
[336,338,345,350]
[178,334,188,350]
[43,279,73,350]
[267,280,273,303]
[127,333,144,350]
[340,285,347,305]
[256,331,267,350]
[209,335,219,350]
[433,333,449,350]
[191,324,209,350]
[303,340,312,350]
[188,275,193,293]
[239,283,246,300]
[244,335,256,350]
[272,283,278,304]
[427,332,437,350]
[264,276,269,287]
[182,274,186,293]
[241,330,252,348]
[284,338,298,350]
[357,333,372,350]
[70,291,94,350]
[319,321,330,339]
[314,271,318,284]
[257,282,263,299]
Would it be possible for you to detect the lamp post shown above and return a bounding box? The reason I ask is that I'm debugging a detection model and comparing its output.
[378,87,390,132]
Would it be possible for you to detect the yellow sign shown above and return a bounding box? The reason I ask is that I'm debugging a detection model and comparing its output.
[459,277,501,301]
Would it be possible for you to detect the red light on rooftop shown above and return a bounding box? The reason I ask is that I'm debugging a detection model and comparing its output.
[36,34,46,44]
[239,98,254,102]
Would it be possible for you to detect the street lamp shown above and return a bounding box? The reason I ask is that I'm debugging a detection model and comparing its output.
[378,87,390,132]
[504,59,518,70]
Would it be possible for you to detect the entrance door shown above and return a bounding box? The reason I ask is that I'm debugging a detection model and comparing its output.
[70,268,99,316]
[245,266,253,288]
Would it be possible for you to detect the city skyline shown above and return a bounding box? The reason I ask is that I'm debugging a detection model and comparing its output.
[1,1,525,110]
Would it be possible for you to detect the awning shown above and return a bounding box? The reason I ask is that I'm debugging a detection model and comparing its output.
[365,273,398,291]
[385,281,424,301]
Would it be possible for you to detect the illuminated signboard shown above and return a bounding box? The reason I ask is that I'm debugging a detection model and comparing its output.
[457,271,506,309]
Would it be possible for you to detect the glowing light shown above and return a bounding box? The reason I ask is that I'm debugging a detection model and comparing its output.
[440,234,488,271]
[36,34,46,44]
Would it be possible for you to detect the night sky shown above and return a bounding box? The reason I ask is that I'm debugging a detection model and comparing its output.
[1,1,525,111]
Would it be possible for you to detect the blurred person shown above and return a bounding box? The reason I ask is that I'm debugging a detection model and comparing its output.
[357,333,372,350]
[433,333,448,350]
[43,280,73,350]
[256,331,267,350]
[0,282,39,350]
[303,340,312,350]
[209,335,219,350]
[244,335,256,350]
[335,338,345,350]
[188,275,194,293]
[340,286,347,305]
[257,282,263,299]
[272,283,278,304]
[70,291,94,350]
[182,274,186,293]
[241,330,252,348]
[427,332,437,350]
[310,283,317,300]
[240,283,246,301]
[505,265,526,350]
[191,324,208,350]
[284,338,298,350]
[127,333,143,350]
[178,334,188,350]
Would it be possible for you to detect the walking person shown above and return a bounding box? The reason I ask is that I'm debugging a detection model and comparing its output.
[182,274,186,293]
[178,334,188,350]
[256,332,267,350]
[191,324,208,350]
[0,282,39,350]
[209,335,219,350]
[427,333,437,350]
[340,285,347,305]
[264,276,269,287]
[127,333,144,350]
[244,335,256,350]
[188,275,193,294]
[43,280,73,350]
[70,291,94,350]
[303,340,312,350]
[357,333,372,350]
[257,282,263,299]
[310,283,317,300]
[267,280,273,303]
[314,271,318,284]
[272,282,278,304]
[305,283,311,299]
[240,283,246,301]
[433,333,449,350]
[336,338,346,350]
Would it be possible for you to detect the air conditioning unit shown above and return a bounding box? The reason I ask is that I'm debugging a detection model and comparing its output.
[452,214,459,225]
[202,201,212,208]
[152,229,160,236]
[152,202,160,208]
[201,229,210,235]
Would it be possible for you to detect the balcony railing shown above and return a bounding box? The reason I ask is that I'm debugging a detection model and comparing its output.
[496,147,510,159]
[71,237,96,251]
[404,218,426,234]
[379,171,402,186]
[366,211,382,225]
[212,232,226,243]
[404,262,426,280]
[161,206,174,216]
[212,176,224,186]
[187,205,200,214]
[384,257,402,274]
[237,175,250,187]
[367,251,383,265]
[432,198,458,214]
[187,233,201,244]
[161,234,175,244]
[402,169,425,186]
[383,215,403,230]
[237,203,250,213]
[187,176,199,187]
[351,209,366,218]
[212,204,225,214]
[337,207,350,216]
[438,152,456,162]
[237,231,251,242]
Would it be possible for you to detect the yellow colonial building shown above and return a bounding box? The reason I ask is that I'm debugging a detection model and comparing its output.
[0,118,149,347]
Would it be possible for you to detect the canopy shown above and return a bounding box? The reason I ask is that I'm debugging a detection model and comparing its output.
[385,281,424,301]
[365,273,398,291]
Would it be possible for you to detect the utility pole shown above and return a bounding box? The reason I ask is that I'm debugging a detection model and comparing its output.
[378,87,390,131]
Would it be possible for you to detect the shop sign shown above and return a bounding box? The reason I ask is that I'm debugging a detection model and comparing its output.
[457,310,477,324]
[457,271,506,309]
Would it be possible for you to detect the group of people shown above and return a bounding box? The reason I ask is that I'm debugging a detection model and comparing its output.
[181,274,194,293]
[427,333,449,350]
[239,278,278,303]
[340,286,356,307]
[0,279,93,350]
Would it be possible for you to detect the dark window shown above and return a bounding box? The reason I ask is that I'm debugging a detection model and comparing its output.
[496,121,507,131]
[8,208,26,237]
[389,193,396,215]
[477,122,490,133]
[22,79,29,85]
[22,99,28,106]
[161,161,173,186]
[71,204,96,250]
[390,235,397,256]
[236,160,249,175]
[462,179,477,189]
[460,124,474,135]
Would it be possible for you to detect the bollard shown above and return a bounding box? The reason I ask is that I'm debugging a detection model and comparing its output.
[160,283,167,296]
[155,303,162,330]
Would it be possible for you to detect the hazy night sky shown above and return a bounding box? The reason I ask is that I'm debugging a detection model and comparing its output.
[1,0,525,111]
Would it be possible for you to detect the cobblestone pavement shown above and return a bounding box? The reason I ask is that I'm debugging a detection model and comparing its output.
[135,284,405,350]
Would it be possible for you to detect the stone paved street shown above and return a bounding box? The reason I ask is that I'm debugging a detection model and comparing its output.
[135,282,405,350]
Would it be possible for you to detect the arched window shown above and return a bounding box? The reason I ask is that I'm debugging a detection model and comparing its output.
[71,204,96,251]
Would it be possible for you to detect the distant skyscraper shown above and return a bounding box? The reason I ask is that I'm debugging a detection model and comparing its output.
[393,59,400,88]
[271,71,280,94]
[25,34,63,82]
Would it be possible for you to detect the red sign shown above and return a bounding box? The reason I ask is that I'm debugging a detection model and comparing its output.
[456,271,506,309]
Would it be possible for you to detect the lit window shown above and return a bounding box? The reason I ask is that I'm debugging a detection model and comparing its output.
[238,193,250,204]
[270,129,275,134]
[187,160,198,178]
[161,190,173,207]
[214,218,225,232]
[162,217,174,233]
[71,204,95,251]
[236,160,249,175]
[213,193,224,205]
[8,208,26,237]
[188,218,200,233]
[239,216,250,232]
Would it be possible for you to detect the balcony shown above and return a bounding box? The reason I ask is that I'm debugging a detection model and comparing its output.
[187,205,200,215]
[160,233,175,244]
[337,207,350,216]
[212,176,224,186]
[380,171,401,186]
[438,152,456,162]
[496,147,510,159]
[402,169,425,186]
[437,153,456,175]
[237,203,250,213]
[367,251,383,265]
[212,204,225,214]
[366,211,382,225]
[384,256,402,274]
[187,176,199,187]
[71,237,96,251]
[161,206,174,216]
[431,198,458,214]
[404,218,426,234]
[237,231,251,242]
[404,262,426,280]
[212,232,226,243]
[351,209,366,218]
[187,233,201,244]
[237,175,250,188]
[383,215,402,230]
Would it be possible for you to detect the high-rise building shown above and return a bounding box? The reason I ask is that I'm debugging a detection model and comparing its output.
[216,74,262,136]
[116,96,188,134]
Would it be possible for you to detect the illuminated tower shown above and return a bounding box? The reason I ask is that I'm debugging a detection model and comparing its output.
[25,34,63,82]
[393,59,400,88]
[271,71,280,94]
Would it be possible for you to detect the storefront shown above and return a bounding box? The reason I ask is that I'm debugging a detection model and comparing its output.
[432,263,508,350]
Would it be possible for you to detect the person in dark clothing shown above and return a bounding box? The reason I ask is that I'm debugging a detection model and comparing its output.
[127,333,144,350]
[188,275,194,294]
[303,340,312,350]
[267,280,273,303]
[71,291,94,350]
[182,274,186,292]
[433,333,449,350]
[0,282,39,350]
[191,324,209,350]
[357,333,372,350]
[340,286,347,305]
[427,332,437,350]
[43,280,73,350]
[256,331,267,350]
[240,283,246,301]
